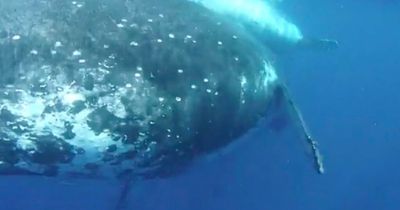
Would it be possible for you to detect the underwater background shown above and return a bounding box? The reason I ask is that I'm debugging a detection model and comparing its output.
[0,0,399,210]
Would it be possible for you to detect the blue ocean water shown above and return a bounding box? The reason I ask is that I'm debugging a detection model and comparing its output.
[0,0,399,210]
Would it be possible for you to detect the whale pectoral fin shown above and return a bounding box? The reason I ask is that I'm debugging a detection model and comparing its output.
[273,84,325,174]
[298,38,339,51]
[114,170,137,210]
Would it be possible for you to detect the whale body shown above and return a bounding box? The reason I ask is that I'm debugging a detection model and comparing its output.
[0,0,287,179]
[0,0,326,182]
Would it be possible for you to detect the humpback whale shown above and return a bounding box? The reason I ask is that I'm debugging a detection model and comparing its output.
[0,0,324,191]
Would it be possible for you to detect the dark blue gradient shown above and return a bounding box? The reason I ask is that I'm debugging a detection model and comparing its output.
[0,1,399,210]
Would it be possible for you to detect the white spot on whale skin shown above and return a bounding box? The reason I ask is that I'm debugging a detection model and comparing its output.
[12,35,21,40]
[177,69,184,74]
[134,73,141,78]
[175,97,182,102]
[217,41,223,45]
[72,50,82,56]
[130,41,139,46]
[158,97,165,102]
[54,41,63,47]
[157,39,163,43]
[116,23,124,28]
[203,78,209,83]
[78,59,86,64]
[191,84,197,89]
[30,50,38,55]
[168,33,175,39]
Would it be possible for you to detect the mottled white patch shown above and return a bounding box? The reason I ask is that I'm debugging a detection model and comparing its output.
[263,60,278,85]
[63,92,85,105]
[240,76,247,87]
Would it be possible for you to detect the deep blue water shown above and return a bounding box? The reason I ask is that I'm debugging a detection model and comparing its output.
[1,0,400,210]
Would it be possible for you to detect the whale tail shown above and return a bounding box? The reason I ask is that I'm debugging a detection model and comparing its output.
[298,38,339,52]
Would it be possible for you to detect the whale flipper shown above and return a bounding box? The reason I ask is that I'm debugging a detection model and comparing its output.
[298,38,339,51]
[272,85,325,174]
[114,172,137,210]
